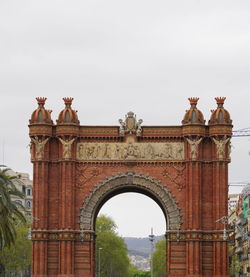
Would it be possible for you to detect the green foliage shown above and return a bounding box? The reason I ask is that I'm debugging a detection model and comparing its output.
[152,239,166,277]
[96,214,117,233]
[129,265,150,277]
[0,168,26,249]
[96,215,130,277]
[229,246,241,276]
[0,223,32,276]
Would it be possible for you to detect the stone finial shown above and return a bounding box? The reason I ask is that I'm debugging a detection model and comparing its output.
[36,97,47,107]
[63,97,74,107]
[215,97,226,107]
[188,97,199,106]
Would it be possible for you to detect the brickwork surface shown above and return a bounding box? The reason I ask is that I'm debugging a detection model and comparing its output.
[29,98,232,276]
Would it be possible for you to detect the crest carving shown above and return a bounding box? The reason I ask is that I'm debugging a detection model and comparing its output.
[119,111,143,135]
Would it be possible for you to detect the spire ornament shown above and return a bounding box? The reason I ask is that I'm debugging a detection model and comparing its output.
[36,97,47,107]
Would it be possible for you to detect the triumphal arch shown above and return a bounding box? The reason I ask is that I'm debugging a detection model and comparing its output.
[29,97,232,276]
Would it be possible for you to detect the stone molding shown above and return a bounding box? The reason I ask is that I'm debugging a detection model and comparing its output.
[79,171,182,233]
[166,230,228,242]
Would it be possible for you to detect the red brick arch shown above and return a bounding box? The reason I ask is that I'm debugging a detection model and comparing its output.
[80,171,182,233]
[29,98,232,276]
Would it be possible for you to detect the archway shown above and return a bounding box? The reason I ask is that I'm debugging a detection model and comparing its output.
[95,191,167,275]
[80,171,182,233]
[79,172,181,277]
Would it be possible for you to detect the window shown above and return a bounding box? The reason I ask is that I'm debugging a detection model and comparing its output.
[26,188,32,196]
[218,110,223,122]
[38,110,43,121]
[191,110,196,122]
[26,200,32,210]
[65,111,70,122]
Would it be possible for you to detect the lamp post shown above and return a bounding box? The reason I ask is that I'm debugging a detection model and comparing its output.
[149,228,155,277]
[98,247,102,277]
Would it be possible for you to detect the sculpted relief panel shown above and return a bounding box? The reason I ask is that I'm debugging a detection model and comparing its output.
[76,142,184,161]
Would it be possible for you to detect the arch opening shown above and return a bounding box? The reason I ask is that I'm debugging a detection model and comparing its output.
[80,171,182,234]
[95,191,167,237]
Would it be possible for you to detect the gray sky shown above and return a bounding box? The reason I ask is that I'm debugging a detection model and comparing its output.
[0,0,250,237]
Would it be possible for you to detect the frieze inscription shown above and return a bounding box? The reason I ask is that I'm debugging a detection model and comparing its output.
[76,142,184,161]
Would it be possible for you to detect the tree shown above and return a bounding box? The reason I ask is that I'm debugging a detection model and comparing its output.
[0,223,32,276]
[152,239,166,277]
[0,168,26,249]
[96,215,130,277]
[229,246,241,276]
[129,265,150,277]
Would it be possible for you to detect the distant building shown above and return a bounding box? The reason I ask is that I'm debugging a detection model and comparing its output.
[7,169,33,217]
[128,254,150,271]
[229,185,250,276]
[229,193,239,212]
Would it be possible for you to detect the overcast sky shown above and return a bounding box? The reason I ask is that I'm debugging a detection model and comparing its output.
[0,0,250,237]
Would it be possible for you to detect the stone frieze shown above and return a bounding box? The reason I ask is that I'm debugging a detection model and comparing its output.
[76,142,184,161]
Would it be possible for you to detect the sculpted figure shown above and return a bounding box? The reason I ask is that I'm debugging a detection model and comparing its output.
[175,143,184,160]
[59,137,75,159]
[145,144,155,159]
[114,144,121,159]
[86,145,95,159]
[136,119,143,134]
[78,144,84,159]
[163,143,173,159]
[212,136,230,160]
[186,138,203,159]
[93,144,101,159]
[125,143,139,159]
[103,143,111,159]
[118,119,126,135]
[31,136,49,160]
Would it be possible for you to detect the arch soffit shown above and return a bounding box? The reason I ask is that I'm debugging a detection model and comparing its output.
[80,171,182,232]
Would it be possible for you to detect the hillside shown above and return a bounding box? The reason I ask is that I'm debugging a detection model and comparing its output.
[124,235,164,256]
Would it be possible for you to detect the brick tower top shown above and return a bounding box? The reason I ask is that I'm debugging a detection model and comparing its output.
[29,97,53,125]
[182,97,205,125]
[57,97,80,125]
[209,97,232,125]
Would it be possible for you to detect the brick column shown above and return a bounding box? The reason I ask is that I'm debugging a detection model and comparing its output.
[32,160,49,276]
[185,161,202,277]
[58,161,75,276]
[212,161,229,276]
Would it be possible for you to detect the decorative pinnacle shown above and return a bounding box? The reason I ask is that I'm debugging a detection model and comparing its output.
[188,97,199,106]
[63,97,74,107]
[215,97,226,106]
[36,97,47,107]
[127,111,135,117]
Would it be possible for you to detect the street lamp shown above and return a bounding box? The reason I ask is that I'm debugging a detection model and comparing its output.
[149,228,155,277]
[98,247,102,277]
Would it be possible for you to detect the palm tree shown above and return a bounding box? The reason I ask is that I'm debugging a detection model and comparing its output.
[0,168,26,249]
